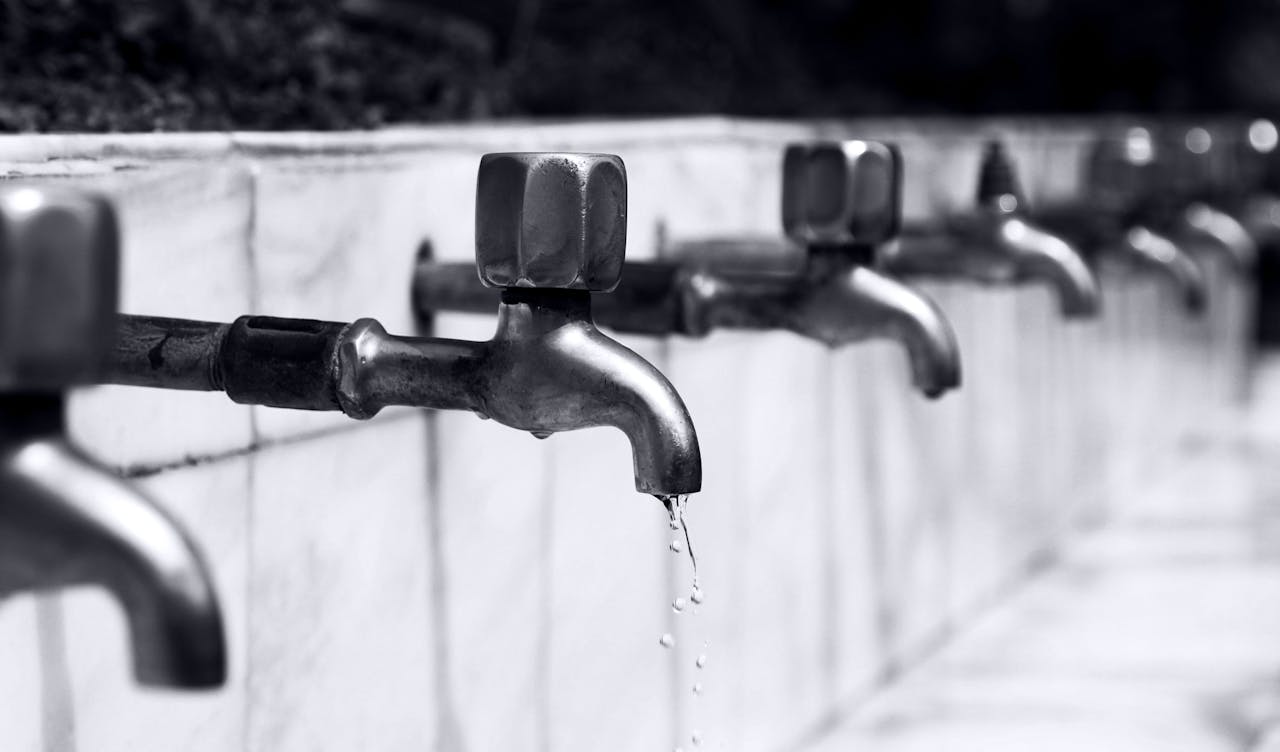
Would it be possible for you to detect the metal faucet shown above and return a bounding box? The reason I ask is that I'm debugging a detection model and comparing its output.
[0,186,227,688]
[102,153,702,500]
[1159,124,1258,273]
[1032,131,1209,314]
[414,141,962,398]
[881,140,1101,318]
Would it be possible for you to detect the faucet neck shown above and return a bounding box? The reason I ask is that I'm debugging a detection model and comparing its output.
[807,243,876,272]
[495,289,595,338]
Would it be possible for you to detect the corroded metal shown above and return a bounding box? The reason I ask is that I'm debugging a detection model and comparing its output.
[104,153,702,497]
[414,140,962,398]
[0,187,227,689]
[882,141,1101,319]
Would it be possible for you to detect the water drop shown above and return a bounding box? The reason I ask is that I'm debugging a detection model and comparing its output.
[669,539,683,554]
[692,682,704,695]
[672,597,686,613]
[690,586,704,605]
[696,654,707,669]
[692,731,703,746]
[669,518,680,531]
[658,633,675,649]
[531,430,552,440]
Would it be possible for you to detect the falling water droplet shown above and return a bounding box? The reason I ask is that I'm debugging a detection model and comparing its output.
[669,518,680,531]
[691,731,703,746]
[696,654,707,669]
[690,586,704,605]
[531,430,552,440]
[669,539,683,554]
[658,633,675,649]
[672,597,686,613]
[692,682,704,695]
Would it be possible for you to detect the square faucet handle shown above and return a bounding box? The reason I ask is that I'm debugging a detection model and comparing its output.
[475,152,627,292]
[782,140,902,249]
[0,187,119,391]
[1086,127,1161,210]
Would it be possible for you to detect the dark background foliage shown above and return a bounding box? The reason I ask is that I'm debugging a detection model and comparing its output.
[1,0,1277,131]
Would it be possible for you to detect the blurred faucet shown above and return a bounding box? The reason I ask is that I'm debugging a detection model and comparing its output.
[881,140,1101,318]
[103,153,701,499]
[1158,124,1259,273]
[0,187,227,688]
[1033,131,1209,314]
[415,141,962,398]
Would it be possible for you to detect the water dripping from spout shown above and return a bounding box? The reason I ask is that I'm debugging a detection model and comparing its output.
[656,494,698,588]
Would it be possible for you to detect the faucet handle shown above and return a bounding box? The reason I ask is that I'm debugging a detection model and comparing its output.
[475,152,626,292]
[1086,127,1160,211]
[0,186,119,390]
[781,140,902,248]
[975,140,1025,210]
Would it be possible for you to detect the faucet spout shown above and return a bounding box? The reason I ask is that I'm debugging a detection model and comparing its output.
[811,264,962,398]
[996,215,1101,317]
[1119,226,1208,313]
[1179,202,1258,273]
[336,290,701,496]
[0,396,226,689]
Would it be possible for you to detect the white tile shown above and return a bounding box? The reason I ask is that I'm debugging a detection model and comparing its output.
[0,594,54,752]
[246,417,436,752]
[433,405,554,751]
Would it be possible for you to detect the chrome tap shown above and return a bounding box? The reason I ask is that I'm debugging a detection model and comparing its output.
[0,186,227,688]
[1033,131,1208,314]
[1160,124,1258,273]
[104,153,701,499]
[881,140,1101,318]
[414,141,962,398]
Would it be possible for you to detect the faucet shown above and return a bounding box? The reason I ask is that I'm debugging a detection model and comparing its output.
[414,141,962,398]
[880,140,1101,318]
[1032,131,1209,314]
[0,186,227,688]
[102,153,702,500]
[1159,125,1258,274]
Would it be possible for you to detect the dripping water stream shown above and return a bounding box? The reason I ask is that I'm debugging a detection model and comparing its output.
[657,493,709,749]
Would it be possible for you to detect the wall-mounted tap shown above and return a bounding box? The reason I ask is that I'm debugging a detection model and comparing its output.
[880,140,1101,318]
[1033,131,1208,314]
[414,141,962,398]
[1236,119,1280,247]
[1159,124,1258,274]
[103,153,701,500]
[0,186,227,688]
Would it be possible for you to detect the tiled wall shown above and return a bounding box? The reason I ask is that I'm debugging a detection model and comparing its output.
[0,118,1249,752]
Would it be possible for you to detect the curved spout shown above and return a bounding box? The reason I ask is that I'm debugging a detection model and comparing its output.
[1180,202,1258,273]
[1118,226,1208,313]
[886,215,1100,318]
[996,216,1101,318]
[792,266,961,397]
[336,291,702,497]
[0,400,226,688]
